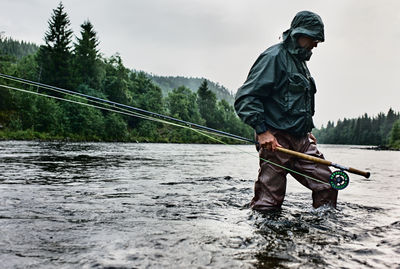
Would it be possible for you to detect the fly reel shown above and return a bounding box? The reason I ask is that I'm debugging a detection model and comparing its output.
[329,170,349,190]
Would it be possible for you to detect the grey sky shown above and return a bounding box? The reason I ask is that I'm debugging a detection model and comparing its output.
[1,0,399,127]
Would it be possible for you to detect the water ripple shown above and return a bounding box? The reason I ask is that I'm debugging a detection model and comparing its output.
[0,141,399,268]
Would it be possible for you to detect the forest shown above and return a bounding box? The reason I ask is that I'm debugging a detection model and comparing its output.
[0,3,252,143]
[0,2,399,148]
[313,110,400,149]
[149,74,235,105]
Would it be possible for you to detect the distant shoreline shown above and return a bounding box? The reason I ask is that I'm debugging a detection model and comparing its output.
[0,130,248,145]
[1,132,398,150]
[364,145,400,151]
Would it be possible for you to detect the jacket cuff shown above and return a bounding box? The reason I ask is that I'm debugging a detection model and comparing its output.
[254,122,268,134]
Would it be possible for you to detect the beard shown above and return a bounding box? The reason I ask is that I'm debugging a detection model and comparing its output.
[297,47,313,61]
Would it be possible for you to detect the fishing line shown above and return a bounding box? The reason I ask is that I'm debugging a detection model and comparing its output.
[0,73,252,143]
[0,74,248,142]
[0,83,245,143]
[0,75,331,186]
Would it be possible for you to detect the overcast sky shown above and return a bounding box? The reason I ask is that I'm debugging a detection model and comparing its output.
[1,0,399,127]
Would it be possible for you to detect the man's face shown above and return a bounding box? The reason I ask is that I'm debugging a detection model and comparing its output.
[297,36,320,51]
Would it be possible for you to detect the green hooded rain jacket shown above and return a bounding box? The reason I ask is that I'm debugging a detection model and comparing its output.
[234,11,325,137]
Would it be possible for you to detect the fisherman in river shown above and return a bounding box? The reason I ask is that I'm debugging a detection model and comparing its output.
[235,11,338,212]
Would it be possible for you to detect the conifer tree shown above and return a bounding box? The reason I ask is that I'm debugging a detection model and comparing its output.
[37,2,73,89]
[73,20,101,89]
[381,108,398,145]
[389,120,400,149]
[197,80,219,128]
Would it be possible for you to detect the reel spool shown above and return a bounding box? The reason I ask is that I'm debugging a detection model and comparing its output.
[329,170,350,190]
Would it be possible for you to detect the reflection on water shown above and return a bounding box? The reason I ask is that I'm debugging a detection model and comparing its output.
[0,141,399,268]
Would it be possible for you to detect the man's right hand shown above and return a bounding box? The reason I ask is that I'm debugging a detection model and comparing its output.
[258,130,282,151]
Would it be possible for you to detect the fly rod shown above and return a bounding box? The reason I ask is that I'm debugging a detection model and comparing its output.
[273,146,371,190]
[276,147,370,178]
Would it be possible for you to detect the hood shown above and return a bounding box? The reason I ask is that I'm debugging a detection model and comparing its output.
[282,11,325,42]
[282,11,324,61]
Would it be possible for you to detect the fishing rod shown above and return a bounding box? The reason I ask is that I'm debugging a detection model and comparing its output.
[0,72,371,189]
[276,147,370,178]
[275,147,370,190]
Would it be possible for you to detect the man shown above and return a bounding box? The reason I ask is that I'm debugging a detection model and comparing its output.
[234,11,337,212]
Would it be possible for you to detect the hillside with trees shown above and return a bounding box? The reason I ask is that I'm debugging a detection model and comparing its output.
[0,2,252,143]
[313,109,400,149]
[0,33,39,60]
[149,75,235,105]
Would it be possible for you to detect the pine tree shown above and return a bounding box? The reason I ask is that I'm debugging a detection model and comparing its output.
[37,2,73,89]
[381,108,398,145]
[73,20,101,89]
[389,120,400,149]
[197,80,219,128]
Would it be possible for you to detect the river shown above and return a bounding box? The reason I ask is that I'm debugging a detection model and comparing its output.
[0,141,399,268]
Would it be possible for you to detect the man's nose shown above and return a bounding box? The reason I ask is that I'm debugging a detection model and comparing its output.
[312,40,321,48]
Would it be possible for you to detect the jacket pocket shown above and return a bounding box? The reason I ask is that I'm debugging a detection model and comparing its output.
[286,73,310,115]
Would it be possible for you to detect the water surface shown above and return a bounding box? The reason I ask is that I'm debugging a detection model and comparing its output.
[0,141,399,268]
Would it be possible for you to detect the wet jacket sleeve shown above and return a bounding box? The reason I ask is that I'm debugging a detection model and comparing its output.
[234,53,283,134]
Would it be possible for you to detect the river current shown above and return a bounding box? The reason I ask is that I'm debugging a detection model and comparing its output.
[0,141,399,268]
